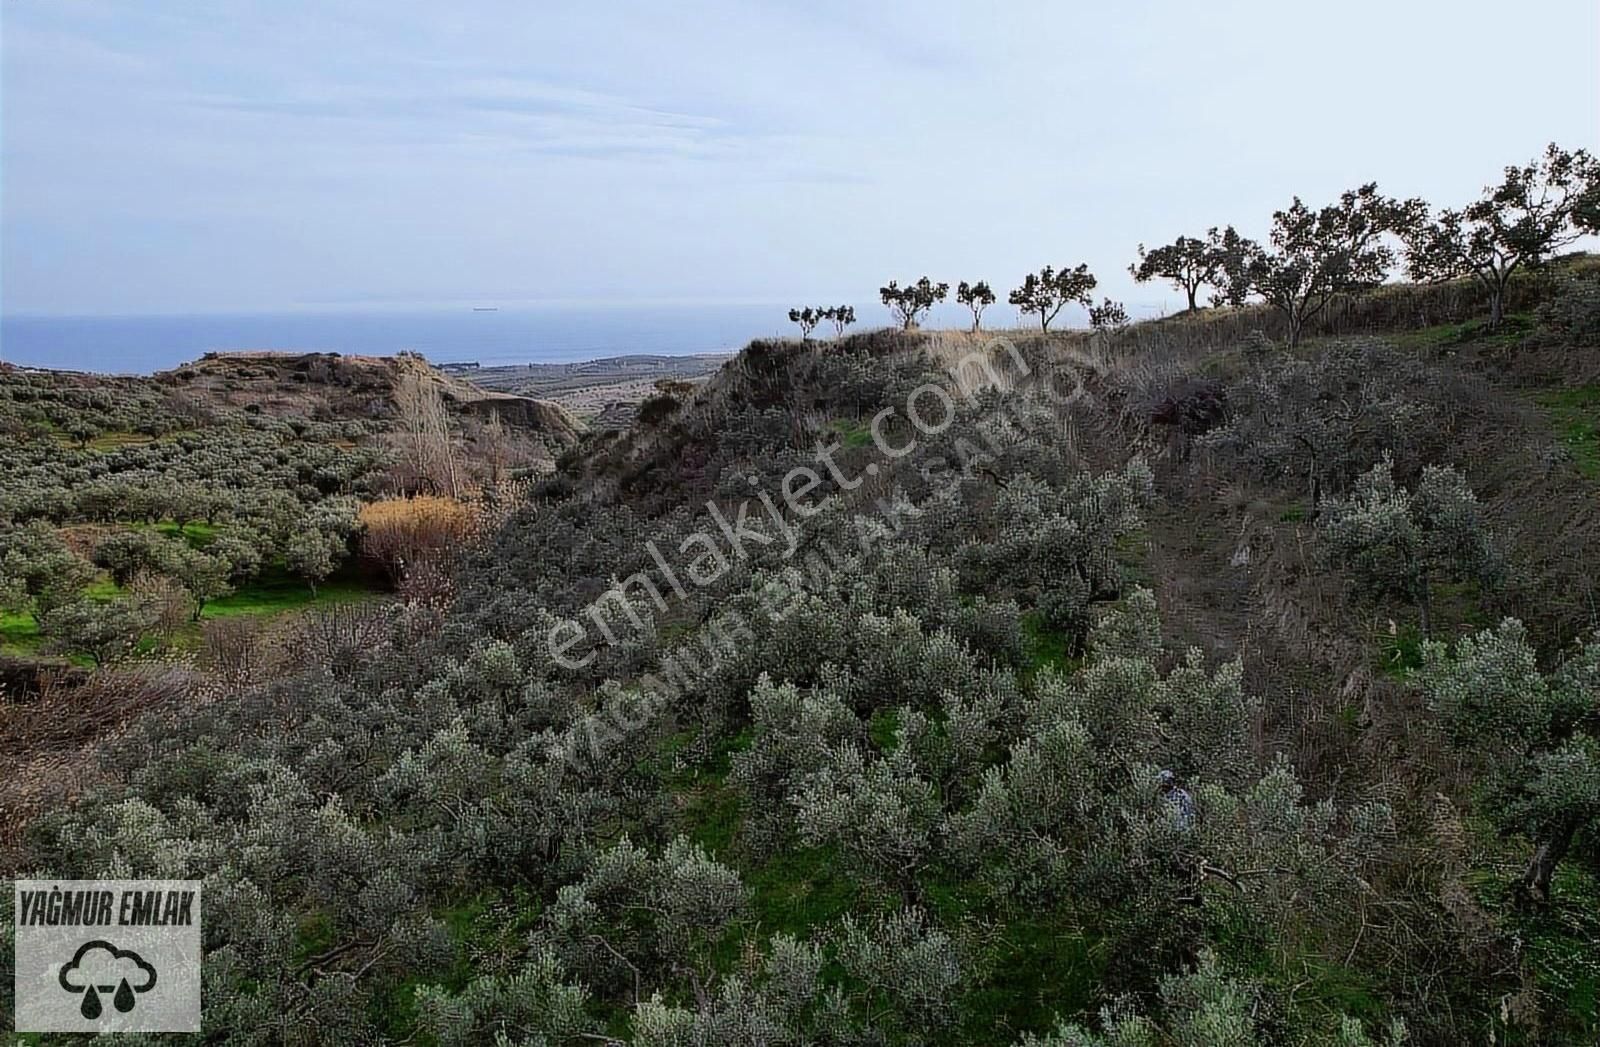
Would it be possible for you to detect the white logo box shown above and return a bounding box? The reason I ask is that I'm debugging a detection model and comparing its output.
[13,879,202,1034]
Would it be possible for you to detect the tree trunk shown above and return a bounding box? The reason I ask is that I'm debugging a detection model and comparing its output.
[1489,286,1505,329]
[1286,312,1303,348]
[1520,819,1577,905]
[1039,314,1049,333]
[1186,286,1198,312]
[1415,574,1432,640]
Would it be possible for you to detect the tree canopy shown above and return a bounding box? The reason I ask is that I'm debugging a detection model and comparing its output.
[1008,263,1097,332]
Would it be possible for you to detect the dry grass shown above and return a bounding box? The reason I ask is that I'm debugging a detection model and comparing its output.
[358,494,480,582]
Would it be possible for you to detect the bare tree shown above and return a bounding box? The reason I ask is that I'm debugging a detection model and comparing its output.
[395,371,462,498]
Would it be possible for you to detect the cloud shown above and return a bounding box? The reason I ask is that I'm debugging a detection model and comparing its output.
[3,0,1596,316]
[58,941,158,994]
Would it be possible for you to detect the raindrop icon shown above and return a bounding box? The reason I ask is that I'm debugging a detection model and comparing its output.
[80,988,102,1020]
[114,978,136,1013]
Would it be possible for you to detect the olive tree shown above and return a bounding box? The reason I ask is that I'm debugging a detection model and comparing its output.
[1089,298,1130,332]
[825,305,856,337]
[1009,264,1097,333]
[880,277,949,330]
[1198,340,1431,513]
[1246,184,1411,346]
[283,528,338,596]
[1016,950,1408,1047]
[1404,143,1600,328]
[956,280,997,331]
[95,530,235,620]
[536,836,748,1006]
[1419,620,1600,904]
[790,744,941,896]
[1129,228,1246,312]
[832,906,966,1038]
[40,595,161,665]
[0,521,97,623]
[414,949,597,1046]
[209,524,267,585]
[787,307,823,341]
[1317,458,1498,637]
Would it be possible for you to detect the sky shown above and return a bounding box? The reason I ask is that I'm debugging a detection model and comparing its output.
[2,0,1597,317]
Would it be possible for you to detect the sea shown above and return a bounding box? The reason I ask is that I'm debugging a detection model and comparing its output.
[0,303,859,375]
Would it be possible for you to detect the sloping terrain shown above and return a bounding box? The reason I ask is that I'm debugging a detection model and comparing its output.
[158,350,583,445]
[3,273,1599,1043]
[458,352,732,429]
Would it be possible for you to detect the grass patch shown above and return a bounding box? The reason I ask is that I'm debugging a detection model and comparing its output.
[0,609,43,654]
[962,918,1102,1038]
[828,417,875,449]
[151,520,220,546]
[869,707,900,751]
[2,560,381,660]
[83,575,122,600]
[1375,622,1425,680]
[1535,385,1600,479]
[202,564,374,620]
[1021,611,1078,675]
[1114,527,1152,589]
[81,430,158,450]
[1389,314,1533,354]
[1464,861,1600,1041]
[1520,866,1600,1037]
[680,777,743,858]
[745,844,861,938]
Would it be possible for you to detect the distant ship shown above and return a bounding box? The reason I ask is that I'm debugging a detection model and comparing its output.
[472,306,499,311]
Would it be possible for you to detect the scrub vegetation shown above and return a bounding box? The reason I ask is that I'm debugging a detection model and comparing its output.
[3,143,1600,1044]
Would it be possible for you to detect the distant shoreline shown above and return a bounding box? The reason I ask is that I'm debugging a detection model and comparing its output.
[0,304,797,376]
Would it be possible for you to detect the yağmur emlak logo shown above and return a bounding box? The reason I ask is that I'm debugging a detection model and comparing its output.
[13,880,202,1033]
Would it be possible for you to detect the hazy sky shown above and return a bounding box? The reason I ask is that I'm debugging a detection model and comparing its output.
[3,0,1597,317]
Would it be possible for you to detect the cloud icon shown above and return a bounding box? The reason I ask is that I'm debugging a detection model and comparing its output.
[58,941,158,1019]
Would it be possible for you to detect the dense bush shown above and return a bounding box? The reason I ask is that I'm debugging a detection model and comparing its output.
[1318,457,1499,637]
[1529,270,1600,345]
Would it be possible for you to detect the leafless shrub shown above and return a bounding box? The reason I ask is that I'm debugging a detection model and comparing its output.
[201,615,282,691]
[17,665,203,750]
[397,557,457,609]
[127,569,194,637]
[296,601,396,676]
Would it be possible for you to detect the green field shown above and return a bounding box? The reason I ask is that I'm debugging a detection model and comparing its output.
[1537,384,1600,479]
[1,554,383,662]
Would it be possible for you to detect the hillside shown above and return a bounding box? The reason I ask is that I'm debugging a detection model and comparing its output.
[3,268,1600,1043]
[456,352,732,429]
[0,350,581,675]
[158,349,584,444]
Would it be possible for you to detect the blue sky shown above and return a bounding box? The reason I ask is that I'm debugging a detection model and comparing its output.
[3,0,1597,317]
